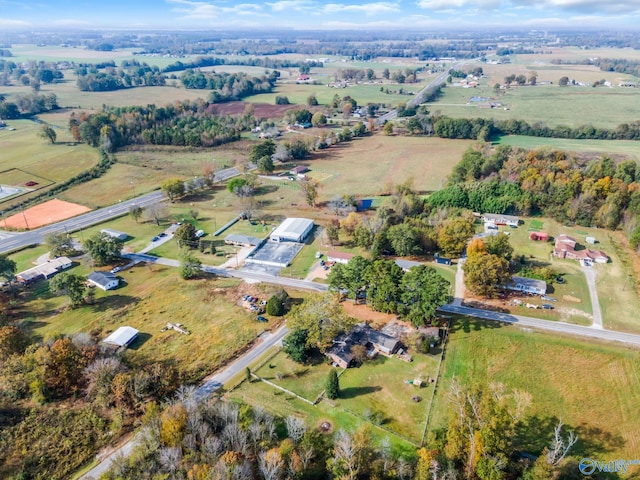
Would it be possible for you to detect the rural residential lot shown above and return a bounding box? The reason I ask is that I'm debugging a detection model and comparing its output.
[1,26,640,480]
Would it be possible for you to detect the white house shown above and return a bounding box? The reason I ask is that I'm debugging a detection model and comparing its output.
[100,228,128,241]
[270,218,314,243]
[16,257,72,284]
[483,213,519,228]
[328,251,355,265]
[87,271,120,291]
[505,276,547,295]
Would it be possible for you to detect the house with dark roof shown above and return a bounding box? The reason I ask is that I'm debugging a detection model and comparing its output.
[325,323,402,368]
[483,213,519,227]
[88,271,120,291]
[224,234,262,247]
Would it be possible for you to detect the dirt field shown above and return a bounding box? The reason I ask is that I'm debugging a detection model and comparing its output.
[3,199,91,229]
[341,301,397,325]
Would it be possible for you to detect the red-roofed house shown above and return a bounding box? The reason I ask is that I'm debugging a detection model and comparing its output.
[327,251,355,265]
[554,234,608,265]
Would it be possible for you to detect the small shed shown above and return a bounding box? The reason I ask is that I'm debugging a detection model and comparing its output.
[102,326,139,348]
[529,232,549,242]
[586,236,596,244]
[435,255,452,265]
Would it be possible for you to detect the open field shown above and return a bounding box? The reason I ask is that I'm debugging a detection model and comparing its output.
[428,317,640,467]
[426,84,640,128]
[494,135,640,160]
[18,264,271,382]
[0,119,100,208]
[244,82,424,107]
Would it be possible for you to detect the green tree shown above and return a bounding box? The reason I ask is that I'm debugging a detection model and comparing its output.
[326,369,340,399]
[129,206,143,223]
[365,259,403,313]
[266,294,286,316]
[387,223,422,256]
[327,256,370,301]
[288,293,353,351]
[257,155,275,174]
[311,111,327,127]
[227,177,248,194]
[179,249,202,279]
[399,265,450,326]
[283,328,310,363]
[437,217,475,257]
[485,232,514,261]
[306,94,318,106]
[249,140,276,164]
[382,68,390,80]
[161,178,185,201]
[0,325,30,361]
[37,124,56,144]
[464,252,510,298]
[275,95,290,105]
[174,223,197,248]
[84,232,123,266]
[49,272,87,308]
[383,121,394,136]
[558,76,570,86]
[45,232,74,257]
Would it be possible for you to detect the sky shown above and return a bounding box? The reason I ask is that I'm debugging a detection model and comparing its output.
[1,0,639,31]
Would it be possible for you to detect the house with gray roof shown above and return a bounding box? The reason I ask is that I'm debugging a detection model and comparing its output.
[88,271,120,291]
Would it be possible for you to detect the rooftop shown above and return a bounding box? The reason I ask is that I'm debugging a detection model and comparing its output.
[271,218,313,240]
[102,326,139,347]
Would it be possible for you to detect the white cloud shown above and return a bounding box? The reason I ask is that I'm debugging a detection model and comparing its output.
[167,0,264,20]
[322,2,400,15]
[0,17,30,27]
[50,18,93,27]
[267,0,315,12]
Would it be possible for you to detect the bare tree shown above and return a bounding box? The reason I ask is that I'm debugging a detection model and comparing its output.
[332,429,358,480]
[545,421,578,467]
[159,447,182,475]
[144,202,169,226]
[285,415,306,443]
[222,422,249,454]
[259,449,284,480]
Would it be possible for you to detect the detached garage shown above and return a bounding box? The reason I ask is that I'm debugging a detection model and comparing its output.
[270,218,314,243]
[102,326,139,348]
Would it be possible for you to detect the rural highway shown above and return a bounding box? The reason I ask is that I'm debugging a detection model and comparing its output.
[0,165,250,255]
[80,324,289,480]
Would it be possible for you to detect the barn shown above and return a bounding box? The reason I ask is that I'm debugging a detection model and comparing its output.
[529,232,549,241]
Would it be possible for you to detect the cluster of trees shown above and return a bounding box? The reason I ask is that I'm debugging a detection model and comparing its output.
[0,58,64,87]
[181,70,278,102]
[431,146,640,242]
[503,73,537,86]
[430,115,640,141]
[75,61,166,91]
[163,55,322,73]
[0,328,179,479]
[328,258,450,326]
[551,57,640,77]
[69,100,255,151]
[327,183,477,259]
[0,92,58,118]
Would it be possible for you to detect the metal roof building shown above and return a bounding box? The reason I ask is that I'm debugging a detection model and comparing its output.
[270,218,314,243]
[102,326,139,348]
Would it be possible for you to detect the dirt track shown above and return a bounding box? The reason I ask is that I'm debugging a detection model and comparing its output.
[3,199,91,229]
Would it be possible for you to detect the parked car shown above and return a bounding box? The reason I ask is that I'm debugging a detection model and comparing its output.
[256,316,268,322]
[152,236,160,242]
[542,304,554,310]
[159,232,167,238]
[322,265,329,270]
[315,252,323,259]
[110,267,121,274]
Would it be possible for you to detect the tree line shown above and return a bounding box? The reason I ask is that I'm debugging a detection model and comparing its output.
[69,100,255,151]
[428,146,640,246]
[75,61,166,91]
[163,55,323,73]
[181,69,278,103]
[0,92,58,118]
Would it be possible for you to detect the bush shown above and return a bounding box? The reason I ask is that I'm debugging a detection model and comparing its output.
[266,295,285,316]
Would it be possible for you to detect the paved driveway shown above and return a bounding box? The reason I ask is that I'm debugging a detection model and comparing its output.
[582,265,603,329]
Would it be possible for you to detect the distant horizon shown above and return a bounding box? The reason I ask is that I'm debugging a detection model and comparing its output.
[1,0,639,32]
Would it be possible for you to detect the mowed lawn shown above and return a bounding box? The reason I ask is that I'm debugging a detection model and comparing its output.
[0,119,100,208]
[494,135,640,161]
[428,318,640,465]
[336,354,440,444]
[254,350,334,401]
[21,265,268,383]
[426,83,640,129]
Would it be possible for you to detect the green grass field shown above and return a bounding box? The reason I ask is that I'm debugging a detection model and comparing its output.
[427,83,640,129]
[494,135,640,161]
[18,263,269,382]
[428,317,640,466]
[0,119,100,208]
